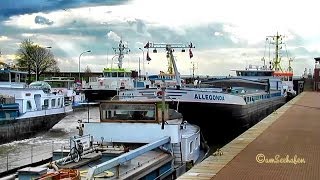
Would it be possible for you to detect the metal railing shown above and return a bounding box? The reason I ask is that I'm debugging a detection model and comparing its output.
[0,141,68,174]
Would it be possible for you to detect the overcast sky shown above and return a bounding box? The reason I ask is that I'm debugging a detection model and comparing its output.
[0,0,318,76]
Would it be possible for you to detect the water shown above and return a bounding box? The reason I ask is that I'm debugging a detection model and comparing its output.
[0,107,100,173]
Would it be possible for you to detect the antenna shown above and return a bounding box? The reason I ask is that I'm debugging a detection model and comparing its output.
[190,61,198,81]
[112,39,130,69]
[266,32,286,72]
[161,80,165,129]
[288,57,294,72]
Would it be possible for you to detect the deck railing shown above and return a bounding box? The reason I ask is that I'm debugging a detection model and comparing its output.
[0,141,69,174]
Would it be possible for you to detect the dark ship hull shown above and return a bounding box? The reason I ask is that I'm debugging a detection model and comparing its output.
[82,89,118,102]
[168,96,286,144]
[0,113,66,144]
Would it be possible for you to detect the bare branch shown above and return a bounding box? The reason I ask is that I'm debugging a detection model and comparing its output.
[15,39,59,82]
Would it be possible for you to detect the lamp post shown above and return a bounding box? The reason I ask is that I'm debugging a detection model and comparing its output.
[78,50,91,82]
[35,46,52,81]
[138,48,144,78]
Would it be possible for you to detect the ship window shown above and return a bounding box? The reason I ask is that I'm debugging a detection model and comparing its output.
[43,99,49,109]
[125,72,131,77]
[20,74,26,83]
[104,72,111,77]
[118,72,124,77]
[101,104,156,121]
[58,98,60,107]
[51,99,56,107]
[108,111,111,118]
[11,72,16,82]
[108,110,155,120]
[112,72,117,77]
[27,101,32,110]
[0,72,9,82]
[196,137,200,146]
[189,141,194,153]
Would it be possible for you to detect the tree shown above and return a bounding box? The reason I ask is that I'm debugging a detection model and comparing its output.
[16,39,60,83]
[0,50,5,67]
[84,65,92,82]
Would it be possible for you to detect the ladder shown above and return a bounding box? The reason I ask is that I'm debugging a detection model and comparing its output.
[172,142,183,164]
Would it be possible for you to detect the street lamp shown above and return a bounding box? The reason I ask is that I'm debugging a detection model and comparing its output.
[78,50,91,82]
[35,46,52,81]
[138,48,144,78]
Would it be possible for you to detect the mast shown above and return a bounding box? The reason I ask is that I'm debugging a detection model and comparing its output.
[167,55,173,74]
[191,61,198,81]
[266,32,286,72]
[288,58,293,72]
[112,39,130,69]
[144,42,195,89]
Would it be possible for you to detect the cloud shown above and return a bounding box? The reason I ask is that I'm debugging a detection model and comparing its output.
[214,32,223,36]
[0,36,10,41]
[0,0,130,18]
[21,33,35,37]
[107,31,121,42]
[35,15,53,25]
[0,0,318,77]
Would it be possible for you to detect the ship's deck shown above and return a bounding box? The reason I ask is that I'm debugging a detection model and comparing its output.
[178,91,320,180]
[77,149,171,179]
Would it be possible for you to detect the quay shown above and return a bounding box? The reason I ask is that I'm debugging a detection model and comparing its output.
[178,91,320,180]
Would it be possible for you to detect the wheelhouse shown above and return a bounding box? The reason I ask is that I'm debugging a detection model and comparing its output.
[0,69,27,83]
[44,77,76,89]
[99,101,170,123]
[102,68,132,78]
[235,70,273,77]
